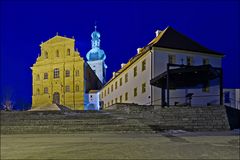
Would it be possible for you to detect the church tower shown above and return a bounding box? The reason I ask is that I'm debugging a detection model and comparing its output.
[86,25,107,84]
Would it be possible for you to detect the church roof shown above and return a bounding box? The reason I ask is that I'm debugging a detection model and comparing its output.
[148,26,223,55]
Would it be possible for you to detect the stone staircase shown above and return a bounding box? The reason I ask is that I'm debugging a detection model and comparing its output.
[0,110,153,134]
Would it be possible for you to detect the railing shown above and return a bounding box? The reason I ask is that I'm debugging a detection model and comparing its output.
[144,94,221,107]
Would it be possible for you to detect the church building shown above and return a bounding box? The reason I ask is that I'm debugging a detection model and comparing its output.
[31,34,102,110]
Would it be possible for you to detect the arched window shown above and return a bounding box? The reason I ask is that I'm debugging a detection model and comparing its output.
[56,50,59,57]
[37,88,40,95]
[54,68,59,78]
[76,85,79,92]
[44,87,48,94]
[67,49,70,56]
[44,73,48,79]
[66,70,70,77]
[75,70,79,77]
[36,74,40,80]
[44,51,48,59]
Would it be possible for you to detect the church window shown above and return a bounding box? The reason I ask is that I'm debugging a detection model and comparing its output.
[54,68,59,78]
[187,56,193,65]
[36,74,40,80]
[37,88,40,95]
[169,55,176,64]
[44,51,48,59]
[67,49,71,56]
[125,73,128,83]
[76,85,79,92]
[44,87,48,94]
[115,81,118,89]
[203,58,209,65]
[66,70,70,77]
[104,90,106,96]
[111,84,113,92]
[125,92,128,101]
[56,50,59,57]
[142,59,146,71]
[134,66,137,77]
[44,73,48,79]
[134,87,138,97]
[120,78,122,86]
[107,87,109,94]
[66,85,70,92]
[142,83,146,93]
[76,70,79,77]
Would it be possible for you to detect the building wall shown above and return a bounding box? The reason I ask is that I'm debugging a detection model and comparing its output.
[224,88,240,110]
[100,51,153,108]
[87,60,106,84]
[100,46,223,108]
[152,47,222,106]
[31,36,85,110]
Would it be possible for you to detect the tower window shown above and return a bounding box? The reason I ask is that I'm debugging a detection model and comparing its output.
[54,68,59,78]
[66,70,70,77]
[66,85,70,92]
[111,84,113,92]
[142,59,146,71]
[44,87,48,94]
[107,87,109,94]
[134,66,137,77]
[67,49,71,56]
[44,73,48,79]
[115,81,118,89]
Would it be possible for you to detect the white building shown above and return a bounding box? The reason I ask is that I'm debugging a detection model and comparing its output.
[224,88,240,110]
[100,26,224,108]
[86,25,107,84]
[85,90,100,110]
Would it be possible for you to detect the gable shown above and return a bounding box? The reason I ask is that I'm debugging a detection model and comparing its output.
[40,35,74,47]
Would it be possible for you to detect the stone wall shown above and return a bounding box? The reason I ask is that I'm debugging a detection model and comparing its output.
[108,103,230,131]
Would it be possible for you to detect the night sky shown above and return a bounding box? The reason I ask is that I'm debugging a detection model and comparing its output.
[0,0,239,107]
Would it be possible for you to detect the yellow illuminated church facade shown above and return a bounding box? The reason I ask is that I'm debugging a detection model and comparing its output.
[31,35,85,110]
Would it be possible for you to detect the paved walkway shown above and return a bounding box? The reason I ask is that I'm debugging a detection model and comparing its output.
[1,131,239,159]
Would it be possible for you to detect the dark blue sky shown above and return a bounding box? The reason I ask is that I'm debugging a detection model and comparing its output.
[0,0,239,106]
